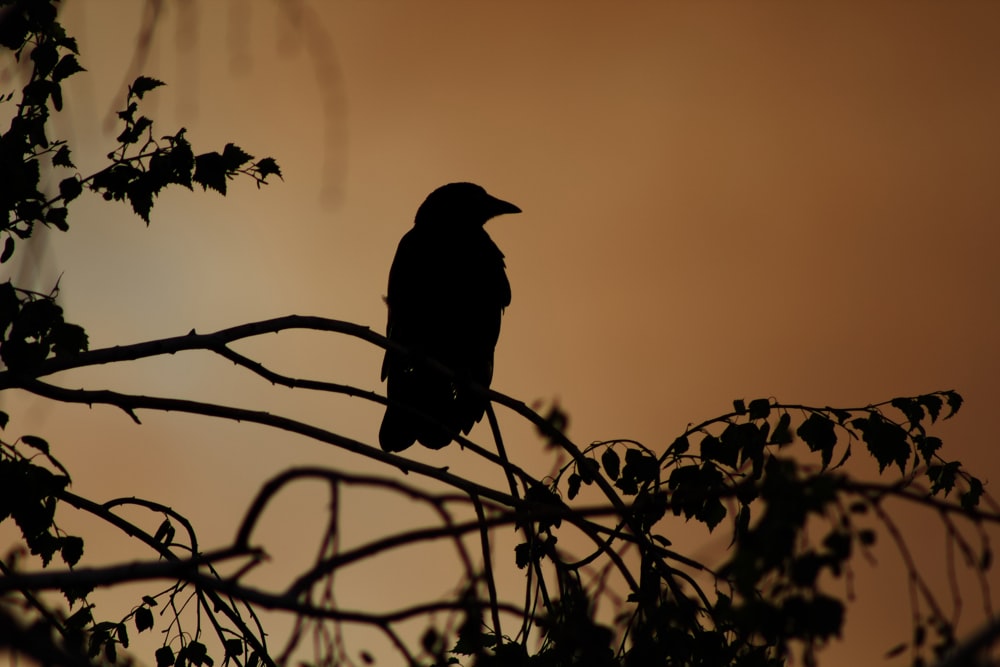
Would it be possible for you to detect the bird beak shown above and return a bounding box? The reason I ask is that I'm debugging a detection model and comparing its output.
[487,195,521,218]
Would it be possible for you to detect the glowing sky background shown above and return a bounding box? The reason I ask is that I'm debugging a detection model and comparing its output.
[3,1,1000,665]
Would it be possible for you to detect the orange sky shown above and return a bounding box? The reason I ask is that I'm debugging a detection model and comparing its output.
[4,1,1000,665]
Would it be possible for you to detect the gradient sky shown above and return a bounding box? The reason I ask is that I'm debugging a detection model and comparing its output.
[4,1,1000,665]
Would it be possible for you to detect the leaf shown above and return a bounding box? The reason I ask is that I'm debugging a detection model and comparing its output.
[961,476,984,510]
[117,116,153,145]
[853,413,910,474]
[185,640,207,666]
[30,43,59,78]
[51,322,89,357]
[919,394,943,423]
[129,76,165,100]
[566,473,581,500]
[0,237,14,263]
[622,448,659,482]
[52,144,74,167]
[105,640,118,664]
[65,605,93,629]
[796,414,836,469]
[46,206,69,231]
[222,143,252,170]
[943,391,963,419]
[50,82,63,112]
[670,434,689,454]
[126,179,154,223]
[927,461,960,495]
[769,412,793,445]
[254,157,282,180]
[733,399,746,415]
[52,54,85,82]
[21,435,50,453]
[0,411,8,429]
[193,152,227,194]
[577,457,599,483]
[60,535,84,566]
[916,435,942,465]
[696,497,726,531]
[135,606,154,632]
[224,639,243,658]
[155,646,175,667]
[116,622,130,648]
[747,398,771,420]
[59,176,82,202]
[514,542,531,569]
[0,10,29,50]
[601,448,620,480]
[891,397,924,430]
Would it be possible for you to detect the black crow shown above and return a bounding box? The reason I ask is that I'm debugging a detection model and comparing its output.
[379,182,521,452]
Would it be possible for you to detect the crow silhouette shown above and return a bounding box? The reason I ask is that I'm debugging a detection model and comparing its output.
[379,183,521,452]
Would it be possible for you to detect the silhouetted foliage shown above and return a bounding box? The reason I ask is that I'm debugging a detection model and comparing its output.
[0,3,996,667]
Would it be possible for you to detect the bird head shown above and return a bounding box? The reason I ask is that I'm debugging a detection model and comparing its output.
[414,182,521,229]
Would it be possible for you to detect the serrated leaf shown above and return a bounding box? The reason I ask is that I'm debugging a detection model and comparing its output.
[126,178,154,223]
[52,144,74,167]
[52,54,85,82]
[129,76,165,100]
[60,535,84,566]
[796,413,836,469]
[944,391,963,419]
[221,143,252,170]
[927,461,960,495]
[917,435,942,465]
[920,394,943,423]
[854,413,910,474]
[696,497,726,531]
[254,157,282,180]
[193,152,227,194]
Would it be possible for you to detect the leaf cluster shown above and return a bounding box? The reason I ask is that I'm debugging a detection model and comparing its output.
[0,425,82,571]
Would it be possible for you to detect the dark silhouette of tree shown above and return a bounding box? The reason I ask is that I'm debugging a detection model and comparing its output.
[0,3,997,667]
[380,182,520,452]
